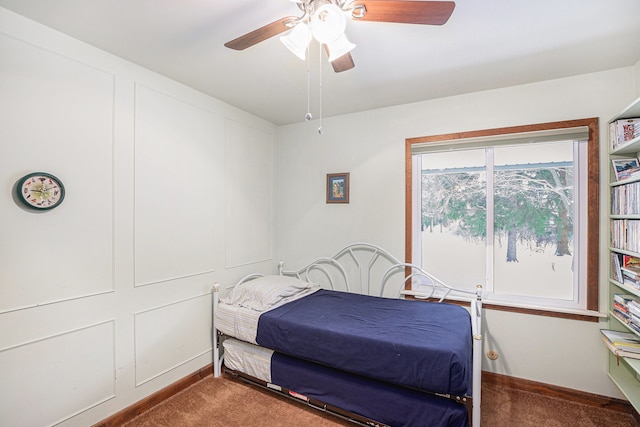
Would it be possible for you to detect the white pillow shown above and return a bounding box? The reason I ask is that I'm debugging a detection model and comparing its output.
[222,275,319,312]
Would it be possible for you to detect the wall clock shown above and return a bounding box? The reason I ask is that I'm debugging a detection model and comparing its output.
[16,172,65,210]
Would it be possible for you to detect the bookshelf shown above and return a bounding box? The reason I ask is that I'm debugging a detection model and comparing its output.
[607,95,640,413]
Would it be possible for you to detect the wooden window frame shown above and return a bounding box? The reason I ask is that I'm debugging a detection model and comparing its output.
[405,118,600,321]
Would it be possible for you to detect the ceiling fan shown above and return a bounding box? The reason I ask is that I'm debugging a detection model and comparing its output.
[224,0,456,73]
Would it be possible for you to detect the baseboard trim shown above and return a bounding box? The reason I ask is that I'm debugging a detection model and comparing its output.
[482,371,636,416]
[95,366,637,426]
[92,364,212,427]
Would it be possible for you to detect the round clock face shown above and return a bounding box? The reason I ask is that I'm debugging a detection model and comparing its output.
[17,172,65,210]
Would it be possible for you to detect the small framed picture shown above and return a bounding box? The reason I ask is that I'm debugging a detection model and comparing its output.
[612,158,640,181]
[326,173,349,204]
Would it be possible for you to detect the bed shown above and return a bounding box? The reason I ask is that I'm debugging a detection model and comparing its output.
[212,243,483,427]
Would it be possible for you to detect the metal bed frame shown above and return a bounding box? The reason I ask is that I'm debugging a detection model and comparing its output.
[212,242,483,427]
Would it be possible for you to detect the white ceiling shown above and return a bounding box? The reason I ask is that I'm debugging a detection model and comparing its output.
[1,0,640,125]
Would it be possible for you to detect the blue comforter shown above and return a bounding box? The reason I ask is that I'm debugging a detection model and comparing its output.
[256,289,472,395]
[271,351,469,427]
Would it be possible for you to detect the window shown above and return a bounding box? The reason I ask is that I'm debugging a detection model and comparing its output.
[405,119,599,320]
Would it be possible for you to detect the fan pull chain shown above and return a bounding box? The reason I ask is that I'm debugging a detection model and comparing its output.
[305,44,312,122]
[318,44,323,135]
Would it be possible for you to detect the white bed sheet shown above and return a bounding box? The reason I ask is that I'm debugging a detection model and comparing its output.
[215,302,262,344]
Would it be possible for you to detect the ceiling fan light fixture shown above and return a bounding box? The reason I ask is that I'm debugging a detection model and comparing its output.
[326,34,355,63]
[310,3,347,44]
[280,22,312,60]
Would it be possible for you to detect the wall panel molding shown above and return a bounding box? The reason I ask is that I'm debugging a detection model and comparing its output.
[133,270,215,288]
[225,119,274,268]
[134,293,212,386]
[133,84,216,287]
[0,320,116,426]
[0,32,116,312]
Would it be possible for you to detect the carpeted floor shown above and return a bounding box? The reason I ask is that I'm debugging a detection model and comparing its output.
[122,375,350,427]
[122,374,639,427]
[480,380,638,427]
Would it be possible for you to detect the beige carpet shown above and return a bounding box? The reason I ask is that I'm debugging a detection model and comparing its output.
[480,380,639,427]
[123,374,638,427]
[123,375,351,427]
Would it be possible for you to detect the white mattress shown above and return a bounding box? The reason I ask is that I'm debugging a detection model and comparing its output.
[215,302,261,344]
[223,338,273,383]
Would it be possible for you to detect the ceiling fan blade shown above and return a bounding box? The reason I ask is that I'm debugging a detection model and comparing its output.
[330,53,355,73]
[323,45,356,73]
[225,16,297,50]
[351,1,455,25]
[331,53,356,73]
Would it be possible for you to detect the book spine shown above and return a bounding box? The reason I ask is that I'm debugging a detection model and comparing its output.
[611,118,640,150]
[611,219,640,253]
[611,182,640,215]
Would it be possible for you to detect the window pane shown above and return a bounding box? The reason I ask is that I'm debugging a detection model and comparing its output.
[492,142,574,300]
[408,118,598,315]
[420,150,486,291]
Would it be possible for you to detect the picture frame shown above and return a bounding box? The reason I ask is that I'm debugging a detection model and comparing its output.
[612,158,640,181]
[326,173,349,204]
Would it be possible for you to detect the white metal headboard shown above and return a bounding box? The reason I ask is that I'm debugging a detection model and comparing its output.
[277,242,482,302]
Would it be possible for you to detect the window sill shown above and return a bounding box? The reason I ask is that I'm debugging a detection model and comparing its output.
[409,295,606,322]
[480,300,605,322]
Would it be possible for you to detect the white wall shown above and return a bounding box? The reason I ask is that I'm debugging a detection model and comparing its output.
[634,59,640,96]
[276,67,639,398]
[0,8,277,426]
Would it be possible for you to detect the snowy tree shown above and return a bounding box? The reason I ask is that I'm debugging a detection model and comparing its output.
[422,164,573,263]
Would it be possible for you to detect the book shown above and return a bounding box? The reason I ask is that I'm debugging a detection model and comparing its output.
[602,335,640,361]
[629,301,640,318]
[614,308,630,322]
[601,329,640,353]
[614,294,636,305]
[623,257,640,279]
[625,256,640,268]
[631,313,640,330]
[610,118,640,150]
[618,118,640,143]
[611,253,623,282]
[622,268,640,283]
[615,302,629,315]
[623,278,640,289]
